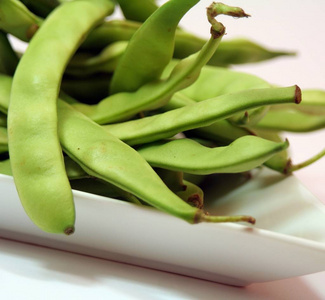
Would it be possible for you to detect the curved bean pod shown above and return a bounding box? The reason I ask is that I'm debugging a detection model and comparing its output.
[116,0,158,22]
[66,41,128,77]
[0,156,142,204]
[81,19,141,50]
[178,64,270,100]
[269,89,325,115]
[176,180,204,209]
[8,0,115,234]
[204,38,295,67]
[228,106,270,127]
[109,0,200,94]
[253,129,290,173]
[255,109,325,132]
[104,86,301,145]
[81,20,294,66]
[72,2,244,124]
[0,0,42,41]
[299,89,325,115]
[57,100,255,224]
[189,120,254,145]
[137,136,289,175]
[0,156,88,179]
[162,93,253,144]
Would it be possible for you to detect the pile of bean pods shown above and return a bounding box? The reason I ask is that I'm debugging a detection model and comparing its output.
[0,0,324,235]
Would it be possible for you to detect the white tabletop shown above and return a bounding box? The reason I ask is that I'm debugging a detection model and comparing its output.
[1,1,325,299]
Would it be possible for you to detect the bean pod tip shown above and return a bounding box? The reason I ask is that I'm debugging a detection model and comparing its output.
[64,226,75,236]
[295,85,302,104]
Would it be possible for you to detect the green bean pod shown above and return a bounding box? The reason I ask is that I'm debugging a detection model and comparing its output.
[255,109,325,132]
[116,0,158,22]
[0,0,42,41]
[176,180,204,209]
[105,86,301,146]
[72,6,235,124]
[73,3,250,124]
[0,156,87,179]
[162,93,253,144]
[8,0,115,234]
[81,19,140,50]
[228,106,270,127]
[252,129,290,173]
[155,168,186,194]
[57,99,255,224]
[137,136,289,175]
[66,41,128,77]
[162,92,289,172]
[298,89,325,115]
[189,120,254,145]
[81,19,294,66]
[203,38,295,67]
[269,89,325,115]
[109,0,200,94]
[0,156,141,204]
[178,64,270,101]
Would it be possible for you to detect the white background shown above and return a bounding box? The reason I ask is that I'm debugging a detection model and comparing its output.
[1,1,325,299]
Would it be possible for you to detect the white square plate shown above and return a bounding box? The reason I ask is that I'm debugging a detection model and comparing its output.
[0,168,324,287]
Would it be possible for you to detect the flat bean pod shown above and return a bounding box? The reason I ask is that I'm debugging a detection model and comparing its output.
[58,100,255,224]
[162,93,253,144]
[174,63,271,125]
[189,120,253,145]
[0,156,142,204]
[0,156,87,179]
[162,92,292,172]
[8,0,114,234]
[137,136,289,175]
[270,89,325,115]
[176,180,204,209]
[104,86,301,145]
[255,109,325,132]
[81,19,141,50]
[72,3,245,124]
[116,0,158,22]
[299,89,325,114]
[109,0,200,94]
[66,41,128,77]
[0,0,42,41]
[177,64,270,101]
[253,129,290,173]
[81,19,293,67]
